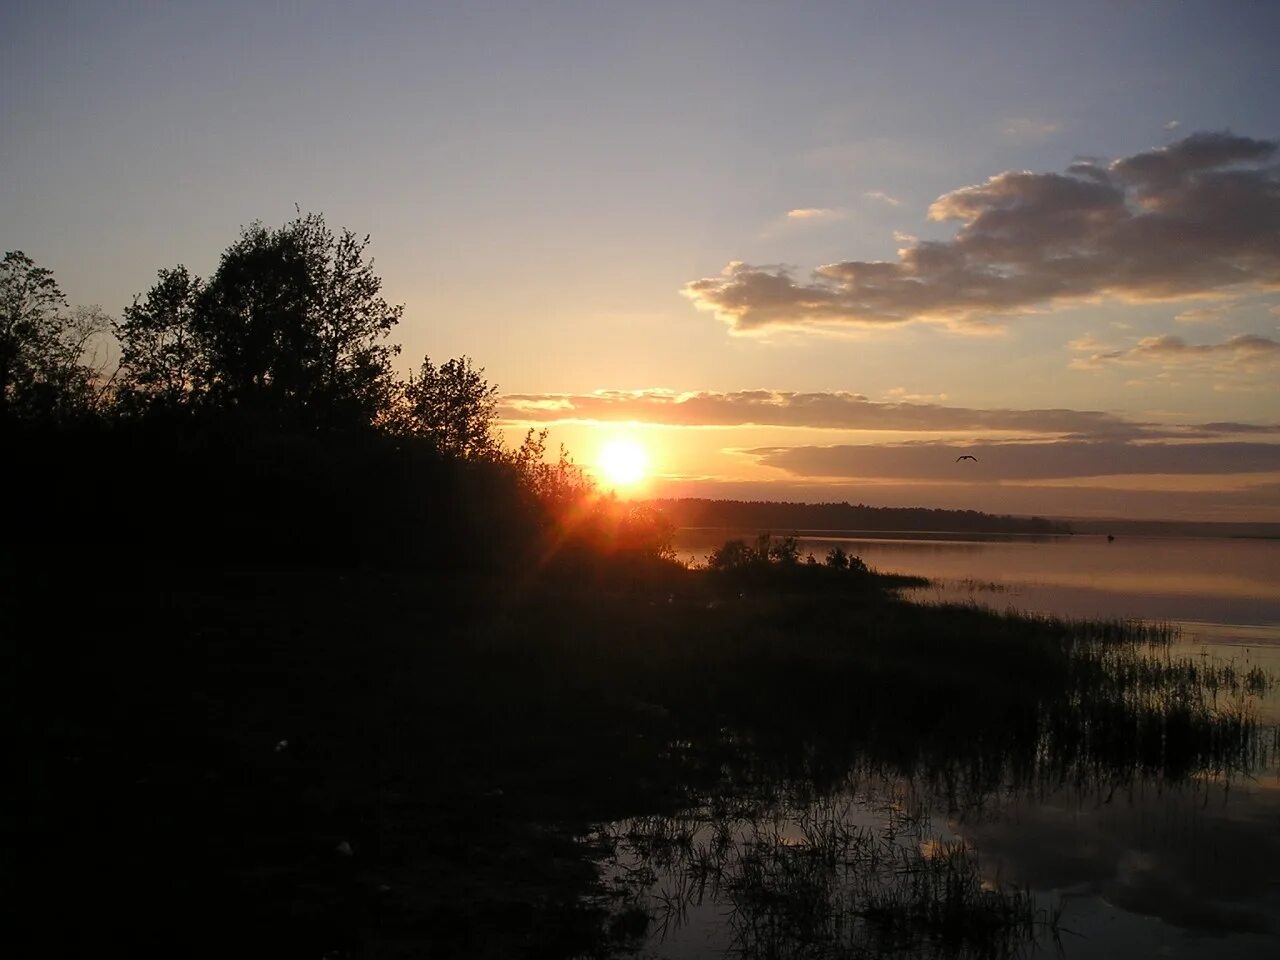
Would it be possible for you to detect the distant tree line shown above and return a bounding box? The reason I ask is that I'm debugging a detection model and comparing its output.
[653,498,1071,536]
[3,213,671,574]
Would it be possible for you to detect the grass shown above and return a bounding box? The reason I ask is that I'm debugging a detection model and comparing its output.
[599,792,1057,959]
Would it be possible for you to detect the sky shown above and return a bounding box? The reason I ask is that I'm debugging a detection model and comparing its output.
[3,0,1278,521]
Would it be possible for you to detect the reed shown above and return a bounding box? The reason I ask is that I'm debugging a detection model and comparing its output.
[598,789,1059,959]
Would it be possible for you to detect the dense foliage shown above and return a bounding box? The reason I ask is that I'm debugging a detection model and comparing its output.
[1,251,107,422]
[2,213,672,576]
[113,214,403,429]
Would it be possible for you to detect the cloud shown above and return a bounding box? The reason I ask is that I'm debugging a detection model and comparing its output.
[684,131,1280,332]
[1165,120,1182,132]
[1002,117,1063,141]
[748,440,1280,483]
[786,207,846,221]
[499,388,1278,440]
[1174,304,1232,323]
[863,190,901,207]
[1197,421,1280,434]
[1072,334,1280,373]
[885,387,947,403]
[1067,334,1111,351]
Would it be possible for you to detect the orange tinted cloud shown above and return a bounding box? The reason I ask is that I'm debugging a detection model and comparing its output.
[1072,334,1280,373]
[786,207,846,221]
[499,388,1277,440]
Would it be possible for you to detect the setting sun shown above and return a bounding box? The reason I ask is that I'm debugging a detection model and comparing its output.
[597,438,650,489]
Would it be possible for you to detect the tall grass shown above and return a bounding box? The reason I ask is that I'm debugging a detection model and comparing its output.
[572,564,1276,958]
[598,790,1058,959]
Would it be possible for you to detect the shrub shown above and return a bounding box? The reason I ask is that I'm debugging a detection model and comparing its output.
[768,535,800,565]
[709,538,757,571]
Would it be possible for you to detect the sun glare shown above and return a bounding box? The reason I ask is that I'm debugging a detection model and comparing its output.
[597,438,650,489]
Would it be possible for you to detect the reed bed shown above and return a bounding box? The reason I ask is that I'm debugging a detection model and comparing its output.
[598,791,1057,960]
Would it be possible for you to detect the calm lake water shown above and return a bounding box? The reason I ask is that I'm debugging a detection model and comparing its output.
[673,530,1280,707]
[612,531,1280,959]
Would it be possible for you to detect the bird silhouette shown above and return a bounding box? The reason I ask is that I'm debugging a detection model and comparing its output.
[956,455,978,462]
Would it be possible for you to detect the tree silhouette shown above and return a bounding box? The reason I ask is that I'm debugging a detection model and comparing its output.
[1,250,105,423]
[654,498,1070,535]
[709,538,756,571]
[385,354,500,458]
[114,266,205,415]
[114,212,403,430]
[507,428,594,513]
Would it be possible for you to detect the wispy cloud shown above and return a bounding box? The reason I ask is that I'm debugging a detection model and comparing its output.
[748,440,1280,483]
[1067,335,1112,353]
[1175,304,1233,324]
[685,132,1280,333]
[885,387,947,403]
[499,388,1277,440]
[1002,117,1063,141]
[1199,421,1280,435]
[786,207,846,221]
[863,190,901,207]
[1072,334,1280,375]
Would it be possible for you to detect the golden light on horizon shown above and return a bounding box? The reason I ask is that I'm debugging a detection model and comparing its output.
[597,438,651,490]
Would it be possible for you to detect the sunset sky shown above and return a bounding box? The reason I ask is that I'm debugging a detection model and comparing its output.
[4,1,1278,520]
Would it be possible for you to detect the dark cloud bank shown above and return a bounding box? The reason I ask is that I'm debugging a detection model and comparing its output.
[1074,333,1280,370]
[684,132,1280,330]
[749,440,1280,483]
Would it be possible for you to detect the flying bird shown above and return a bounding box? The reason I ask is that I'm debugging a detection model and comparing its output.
[956,455,978,462]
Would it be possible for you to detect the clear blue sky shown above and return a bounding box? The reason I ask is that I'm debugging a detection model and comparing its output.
[4,1,1278,518]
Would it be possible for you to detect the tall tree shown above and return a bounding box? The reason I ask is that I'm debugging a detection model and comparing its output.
[115,213,403,430]
[1,251,104,423]
[387,355,501,458]
[114,266,205,414]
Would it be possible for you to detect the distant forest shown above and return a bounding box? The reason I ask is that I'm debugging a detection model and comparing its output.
[652,499,1072,535]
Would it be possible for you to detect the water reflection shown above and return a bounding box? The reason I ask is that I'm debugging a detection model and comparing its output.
[599,537,1280,957]
[672,531,1280,628]
[951,776,1280,944]
[599,785,1052,960]
[599,766,1280,959]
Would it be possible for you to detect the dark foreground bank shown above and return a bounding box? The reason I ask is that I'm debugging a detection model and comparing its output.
[9,557,1272,960]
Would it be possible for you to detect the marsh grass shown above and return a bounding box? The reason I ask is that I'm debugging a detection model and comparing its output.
[577,569,1275,958]
[956,578,1009,593]
[598,791,1057,960]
